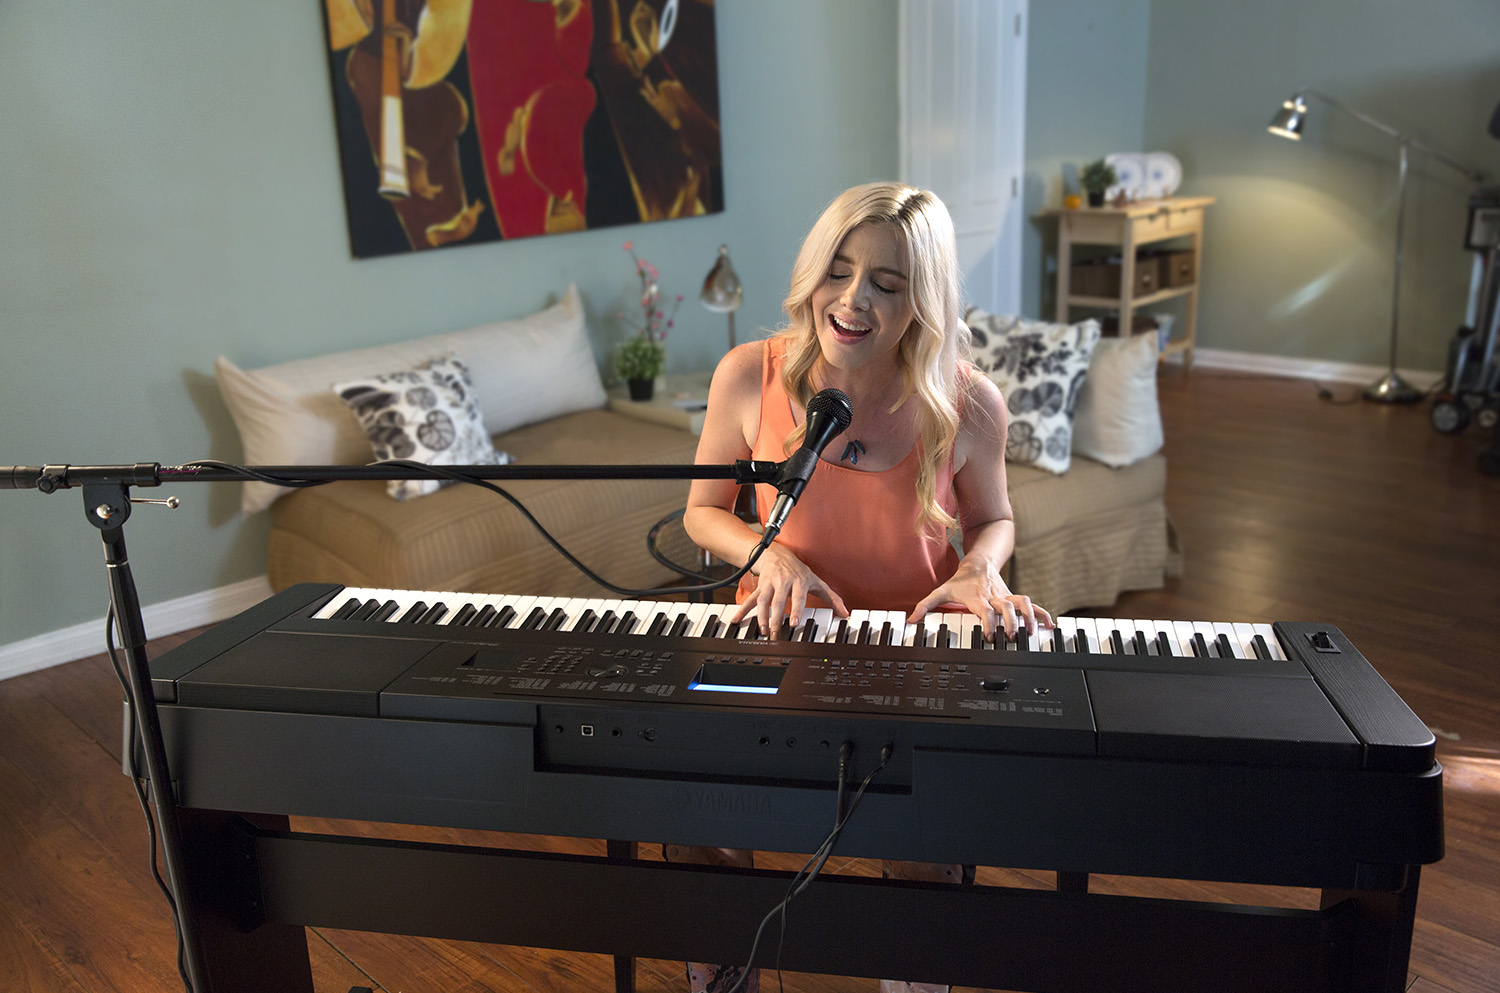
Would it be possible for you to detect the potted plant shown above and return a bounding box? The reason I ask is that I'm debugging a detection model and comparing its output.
[1079,158,1118,207]
[613,240,682,401]
[615,332,667,400]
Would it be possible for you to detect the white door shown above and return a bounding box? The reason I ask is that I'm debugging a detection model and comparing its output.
[900,0,1028,317]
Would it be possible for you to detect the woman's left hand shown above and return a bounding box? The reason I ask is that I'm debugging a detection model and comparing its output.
[909,560,1053,643]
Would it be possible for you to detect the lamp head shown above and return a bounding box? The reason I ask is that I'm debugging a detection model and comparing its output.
[1269,95,1307,140]
[700,244,744,314]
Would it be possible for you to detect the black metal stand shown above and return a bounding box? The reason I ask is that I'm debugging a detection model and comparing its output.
[2,456,789,993]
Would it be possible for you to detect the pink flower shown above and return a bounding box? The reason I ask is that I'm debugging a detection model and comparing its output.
[623,240,633,250]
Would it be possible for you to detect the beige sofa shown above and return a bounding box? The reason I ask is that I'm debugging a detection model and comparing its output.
[217,291,1178,614]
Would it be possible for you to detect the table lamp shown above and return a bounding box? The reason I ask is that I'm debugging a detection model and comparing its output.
[1269,90,1484,402]
[700,244,744,352]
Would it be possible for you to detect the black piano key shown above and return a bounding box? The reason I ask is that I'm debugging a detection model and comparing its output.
[912,622,928,648]
[856,620,871,645]
[415,603,448,624]
[749,617,766,640]
[596,610,618,633]
[331,597,362,620]
[670,613,693,638]
[1191,632,1211,658]
[493,605,518,629]
[701,616,723,639]
[1014,627,1029,652]
[397,602,428,623]
[1251,634,1274,660]
[1132,631,1150,656]
[543,608,569,631]
[521,606,548,630]
[450,603,478,627]
[970,624,985,650]
[879,621,894,646]
[574,609,598,633]
[1215,633,1235,659]
[833,618,849,643]
[646,612,670,636]
[798,618,817,642]
[1074,629,1089,654]
[372,600,400,621]
[617,611,639,635]
[1052,627,1067,653]
[935,623,950,648]
[1155,631,1174,656]
[472,604,498,627]
[351,599,383,621]
[1109,630,1126,655]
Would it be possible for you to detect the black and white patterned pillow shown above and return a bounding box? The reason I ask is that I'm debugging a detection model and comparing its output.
[965,309,1101,473]
[333,353,513,501]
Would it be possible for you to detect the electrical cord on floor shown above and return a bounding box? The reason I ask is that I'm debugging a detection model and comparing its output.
[720,742,894,993]
[108,605,196,993]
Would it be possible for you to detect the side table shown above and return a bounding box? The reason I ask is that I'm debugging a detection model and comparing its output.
[606,371,713,435]
[1040,196,1215,368]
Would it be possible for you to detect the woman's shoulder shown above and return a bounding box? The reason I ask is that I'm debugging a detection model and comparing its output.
[955,363,1006,443]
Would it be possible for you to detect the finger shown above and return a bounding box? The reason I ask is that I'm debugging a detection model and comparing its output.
[1011,597,1037,635]
[1033,604,1055,628]
[996,599,1018,640]
[762,593,786,641]
[826,585,851,618]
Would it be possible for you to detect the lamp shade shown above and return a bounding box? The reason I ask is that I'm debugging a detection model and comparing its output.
[700,244,743,313]
[1268,96,1307,140]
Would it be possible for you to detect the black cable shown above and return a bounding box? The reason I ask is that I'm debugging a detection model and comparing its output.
[376,460,771,598]
[721,743,892,993]
[107,606,195,993]
[176,459,327,488]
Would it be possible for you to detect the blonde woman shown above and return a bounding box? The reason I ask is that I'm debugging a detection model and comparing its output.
[675,182,1052,993]
[686,180,1050,643]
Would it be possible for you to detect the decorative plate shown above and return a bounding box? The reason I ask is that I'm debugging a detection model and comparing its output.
[1143,152,1183,198]
[1105,153,1145,201]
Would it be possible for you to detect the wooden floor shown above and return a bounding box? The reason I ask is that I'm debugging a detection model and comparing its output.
[3,367,1498,993]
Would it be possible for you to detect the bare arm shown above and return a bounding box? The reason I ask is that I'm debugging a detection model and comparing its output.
[909,373,1052,640]
[683,342,847,635]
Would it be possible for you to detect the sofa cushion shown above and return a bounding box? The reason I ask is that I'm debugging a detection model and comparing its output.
[267,409,701,597]
[216,285,605,515]
[1071,331,1164,468]
[966,309,1101,474]
[333,353,512,502]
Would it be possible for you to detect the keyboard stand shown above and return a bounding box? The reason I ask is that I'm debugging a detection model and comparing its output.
[176,812,1421,993]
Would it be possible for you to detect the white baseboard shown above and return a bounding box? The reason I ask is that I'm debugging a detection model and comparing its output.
[1166,347,1442,390]
[0,575,274,682]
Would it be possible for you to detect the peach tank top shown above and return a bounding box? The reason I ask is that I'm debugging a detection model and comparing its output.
[737,338,960,611]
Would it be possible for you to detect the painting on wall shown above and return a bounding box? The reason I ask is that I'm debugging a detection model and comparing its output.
[321,0,723,259]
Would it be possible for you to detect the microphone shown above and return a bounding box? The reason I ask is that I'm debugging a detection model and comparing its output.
[763,388,853,536]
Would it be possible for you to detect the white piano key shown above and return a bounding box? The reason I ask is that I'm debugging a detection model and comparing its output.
[1213,622,1245,659]
[1173,621,1199,657]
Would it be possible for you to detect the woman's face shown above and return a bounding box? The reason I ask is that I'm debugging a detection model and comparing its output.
[809,222,915,377]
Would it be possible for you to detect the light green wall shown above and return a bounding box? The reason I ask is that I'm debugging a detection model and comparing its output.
[0,0,900,646]
[1140,0,1500,370]
[1022,0,1500,371]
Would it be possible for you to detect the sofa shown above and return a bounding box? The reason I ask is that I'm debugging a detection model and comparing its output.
[214,290,1178,615]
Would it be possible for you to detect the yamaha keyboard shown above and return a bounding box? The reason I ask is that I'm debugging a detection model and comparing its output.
[138,582,1443,993]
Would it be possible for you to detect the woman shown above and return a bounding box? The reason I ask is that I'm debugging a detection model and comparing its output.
[675,182,1052,993]
[686,180,1050,643]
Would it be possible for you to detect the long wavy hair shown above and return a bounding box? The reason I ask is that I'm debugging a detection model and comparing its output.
[776,182,973,537]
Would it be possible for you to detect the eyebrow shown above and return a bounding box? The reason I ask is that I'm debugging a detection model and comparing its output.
[831,253,909,281]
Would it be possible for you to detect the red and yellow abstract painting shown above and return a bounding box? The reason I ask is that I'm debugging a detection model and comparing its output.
[323,0,722,258]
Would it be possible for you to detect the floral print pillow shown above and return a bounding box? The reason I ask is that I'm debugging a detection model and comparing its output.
[966,309,1100,474]
[334,353,513,501]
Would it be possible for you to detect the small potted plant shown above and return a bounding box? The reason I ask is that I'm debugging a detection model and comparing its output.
[615,332,667,400]
[1079,158,1118,207]
[613,240,682,401]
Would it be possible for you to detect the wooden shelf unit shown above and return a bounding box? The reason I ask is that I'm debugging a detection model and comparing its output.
[1042,196,1215,367]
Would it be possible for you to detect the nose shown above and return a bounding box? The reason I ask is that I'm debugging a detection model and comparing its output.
[840,273,869,310]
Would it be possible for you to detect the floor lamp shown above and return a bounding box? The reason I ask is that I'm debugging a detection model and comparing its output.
[1269,90,1485,402]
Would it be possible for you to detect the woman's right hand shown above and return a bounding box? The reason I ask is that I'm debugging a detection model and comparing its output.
[731,542,848,639]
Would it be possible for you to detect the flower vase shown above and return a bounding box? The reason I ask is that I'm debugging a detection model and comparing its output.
[627,378,655,401]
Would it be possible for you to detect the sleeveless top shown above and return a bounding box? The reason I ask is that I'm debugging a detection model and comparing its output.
[737,338,960,611]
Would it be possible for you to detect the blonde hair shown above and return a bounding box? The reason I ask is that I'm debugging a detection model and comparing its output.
[776,181,972,537]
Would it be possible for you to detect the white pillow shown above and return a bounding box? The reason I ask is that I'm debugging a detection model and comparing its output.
[333,353,514,502]
[215,285,604,514]
[1071,331,1164,467]
[966,309,1100,474]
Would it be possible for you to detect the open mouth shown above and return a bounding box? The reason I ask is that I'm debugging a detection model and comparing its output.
[829,314,871,343]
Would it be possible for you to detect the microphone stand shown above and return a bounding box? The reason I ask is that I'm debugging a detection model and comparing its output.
[1,456,787,993]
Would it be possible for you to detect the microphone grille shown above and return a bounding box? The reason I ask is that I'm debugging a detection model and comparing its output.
[808,388,853,430]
